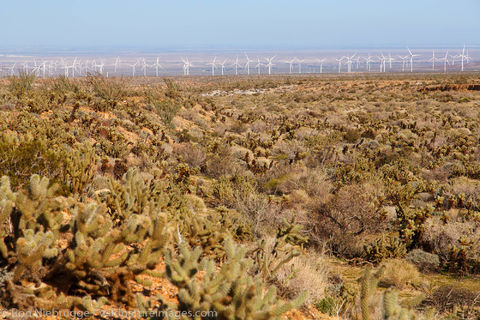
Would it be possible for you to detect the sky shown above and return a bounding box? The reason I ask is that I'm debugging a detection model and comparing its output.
[1,0,479,51]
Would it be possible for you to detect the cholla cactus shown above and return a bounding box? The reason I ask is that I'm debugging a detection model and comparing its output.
[162,238,307,320]
[251,216,307,282]
[0,173,172,310]
[64,142,96,195]
[382,288,424,320]
[358,265,385,320]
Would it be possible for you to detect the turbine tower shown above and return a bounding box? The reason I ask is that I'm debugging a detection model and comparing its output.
[407,48,420,72]
[114,57,120,74]
[335,57,345,73]
[128,60,138,77]
[345,54,356,73]
[208,56,217,76]
[459,44,470,72]
[153,57,162,77]
[219,59,227,75]
[255,57,263,75]
[387,54,394,70]
[233,56,241,75]
[181,58,191,76]
[286,58,297,74]
[398,56,408,72]
[428,50,436,71]
[317,58,326,73]
[244,53,253,75]
[440,51,449,73]
[265,56,275,75]
[297,59,304,74]
[365,55,374,71]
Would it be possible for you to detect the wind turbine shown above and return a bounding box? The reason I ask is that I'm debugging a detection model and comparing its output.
[128,60,138,77]
[8,63,16,76]
[63,58,77,77]
[297,59,304,73]
[96,60,105,75]
[335,57,345,73]
[387,53,394,70]
[139,58,148,77]
[255,57,263,75]
[439,51,449,73]
[377,53,387,72]
[428,50,436,71]
[317,58,326,73]
[407,48,420,72]
[365,55,374,71]
[265,56,275,75]
[286,58,296,74]
[114,57,120,74]
[354,56,361,70]
[69,58,78,77]
[181,58,191,76]
[208,56,217,76]
[244,53,253,75]
[153,57,162,76]
[233,56,241,75]
[41,61,47,78]
[459,44,470,72]
[32,62,41,77]
[219,59,227,75]
[345,54,356,73]
[398,56,408,72]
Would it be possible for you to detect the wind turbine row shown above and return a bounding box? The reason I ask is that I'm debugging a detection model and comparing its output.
[0,46,475,78]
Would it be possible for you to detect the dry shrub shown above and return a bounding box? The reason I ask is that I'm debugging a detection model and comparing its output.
[250,119,267,133]
[272,140,305,161]
[380,259,421,289]
[213,175,284,234]
[310,182,387,256]
[273,249,330,305]
[232,183,283,234]
[174,142,206,168]
[264,166,332,202]
[451,176,480,200]
[204,144,242,178]
[423,216,480,260]
[286,189,310,209]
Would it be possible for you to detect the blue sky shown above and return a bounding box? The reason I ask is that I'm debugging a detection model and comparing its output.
[1,0,479,49]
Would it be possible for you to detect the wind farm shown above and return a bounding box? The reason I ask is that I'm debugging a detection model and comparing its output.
[0,46,478,78]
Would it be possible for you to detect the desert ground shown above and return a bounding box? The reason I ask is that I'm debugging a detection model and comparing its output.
[1,72,480,319]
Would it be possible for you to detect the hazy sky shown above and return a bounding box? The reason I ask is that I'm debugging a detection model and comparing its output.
[1,0,479,50]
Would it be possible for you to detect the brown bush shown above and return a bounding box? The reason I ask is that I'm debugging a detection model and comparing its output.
[310,182,387,256]
[204,144,242,178]
[174,142,206,168]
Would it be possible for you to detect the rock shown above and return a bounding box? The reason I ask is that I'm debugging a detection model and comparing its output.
[406,249,440,272]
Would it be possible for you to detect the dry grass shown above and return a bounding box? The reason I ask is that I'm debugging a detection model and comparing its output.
[380,259,422,290]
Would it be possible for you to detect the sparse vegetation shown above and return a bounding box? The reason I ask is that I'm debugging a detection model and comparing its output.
[1,73,480,319]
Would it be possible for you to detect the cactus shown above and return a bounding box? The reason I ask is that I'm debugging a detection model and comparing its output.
[364,234,407,263]
[0,173,171,310]
[160,238,307,320]
[358,265,385,320]
[63,142,96,195]
[251,216,307,282]
[382,288,424,320]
